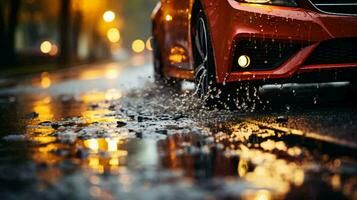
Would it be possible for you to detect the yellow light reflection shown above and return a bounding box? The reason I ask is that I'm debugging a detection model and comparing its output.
[105,68,119,79]
[103,10,116,22]
[33,96,53,121]
[106,138,119,152]
[109,158,119,166]
[81,92,106,103]
[294,169,305,186]
[226,123,308,196]
[32,136,57,145]
[88,157,104,173]
[85,139,99,152]
[107,28,120,43]
[131,39,145,53]
[254,190,272,200]
[40,41,52,54]
[40,72,51,88]
[81,138,128,173]
[104,89,122,101]
[89,157,100,166]
[238,159,249,177]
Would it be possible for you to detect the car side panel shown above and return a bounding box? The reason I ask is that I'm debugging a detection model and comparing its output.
[152,0,195,80]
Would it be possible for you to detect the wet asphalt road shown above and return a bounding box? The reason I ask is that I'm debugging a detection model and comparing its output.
[0,56,356,200]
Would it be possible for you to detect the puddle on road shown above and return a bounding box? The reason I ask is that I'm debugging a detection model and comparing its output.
[0,85,356,200]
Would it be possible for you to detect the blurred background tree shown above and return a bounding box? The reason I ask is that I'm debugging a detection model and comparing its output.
[0,0,22,66]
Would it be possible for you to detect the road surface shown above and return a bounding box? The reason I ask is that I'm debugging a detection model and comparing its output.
[0,56,356,200]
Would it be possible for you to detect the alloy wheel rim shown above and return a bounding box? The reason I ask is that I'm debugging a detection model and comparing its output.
[194,17,209,98]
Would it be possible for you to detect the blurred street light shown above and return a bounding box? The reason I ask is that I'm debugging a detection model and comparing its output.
[49,44,59,56]
[165,14,173,22]
[103,10,116,22]
[131,39,145,53]
[107,28,121,43]
[40,41,52,54]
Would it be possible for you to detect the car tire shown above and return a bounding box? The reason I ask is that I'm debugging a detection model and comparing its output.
[192,9,240,109]
[192,9,261,110]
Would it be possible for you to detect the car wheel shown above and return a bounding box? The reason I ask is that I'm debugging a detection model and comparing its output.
[192,9,238,109]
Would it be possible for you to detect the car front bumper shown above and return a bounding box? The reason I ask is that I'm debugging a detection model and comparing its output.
[205,0,357,83]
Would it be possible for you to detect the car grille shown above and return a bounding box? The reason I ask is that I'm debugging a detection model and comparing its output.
[309,0,357,15]
[232,39,307,71]
[304,38,357,65]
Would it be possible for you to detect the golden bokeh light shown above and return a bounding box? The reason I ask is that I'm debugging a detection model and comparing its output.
[85,139,99,152]
[40,41,52,54]
[40,72,51,88]
[32,95,53,121]
[146,37,153,51]
[106,138,119,152]
[107,28,120,43]
[103,10,116,22]
[254,190,272,200]
[131,39,145,53]
[165,14,173,22]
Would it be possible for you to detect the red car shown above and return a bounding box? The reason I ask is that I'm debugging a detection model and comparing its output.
[151,0,357,107]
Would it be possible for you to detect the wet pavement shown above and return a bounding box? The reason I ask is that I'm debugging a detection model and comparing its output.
[0,56,356,200]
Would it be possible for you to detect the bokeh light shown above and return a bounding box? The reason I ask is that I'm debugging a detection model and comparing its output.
[49,44,58,56]
[165,14,172,22]
[40,41,52,54]
[107,28,121,43]
[103,10,116,22]
[146,37,153,51]
[131,39,145,53]
[40,72,51,89]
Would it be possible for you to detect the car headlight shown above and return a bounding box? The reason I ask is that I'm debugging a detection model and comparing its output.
[235,0,298,7]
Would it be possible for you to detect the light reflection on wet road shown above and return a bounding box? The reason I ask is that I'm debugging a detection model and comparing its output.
[0,58,356,200]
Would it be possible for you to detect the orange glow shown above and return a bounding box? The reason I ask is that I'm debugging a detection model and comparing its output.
[165,14,173,22]
[131,39,145,53]
[169,46,187,63]
[103,10,116,22]
[107,28,120,43]
[40,72,51,88]
[79,69,101,80]
[49,44,58,56]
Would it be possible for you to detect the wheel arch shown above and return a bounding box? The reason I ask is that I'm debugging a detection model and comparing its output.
[190,0,219,81]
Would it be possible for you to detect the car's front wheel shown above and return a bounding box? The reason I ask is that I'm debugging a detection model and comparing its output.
[192,9,238,109]
[192,9,261,110]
